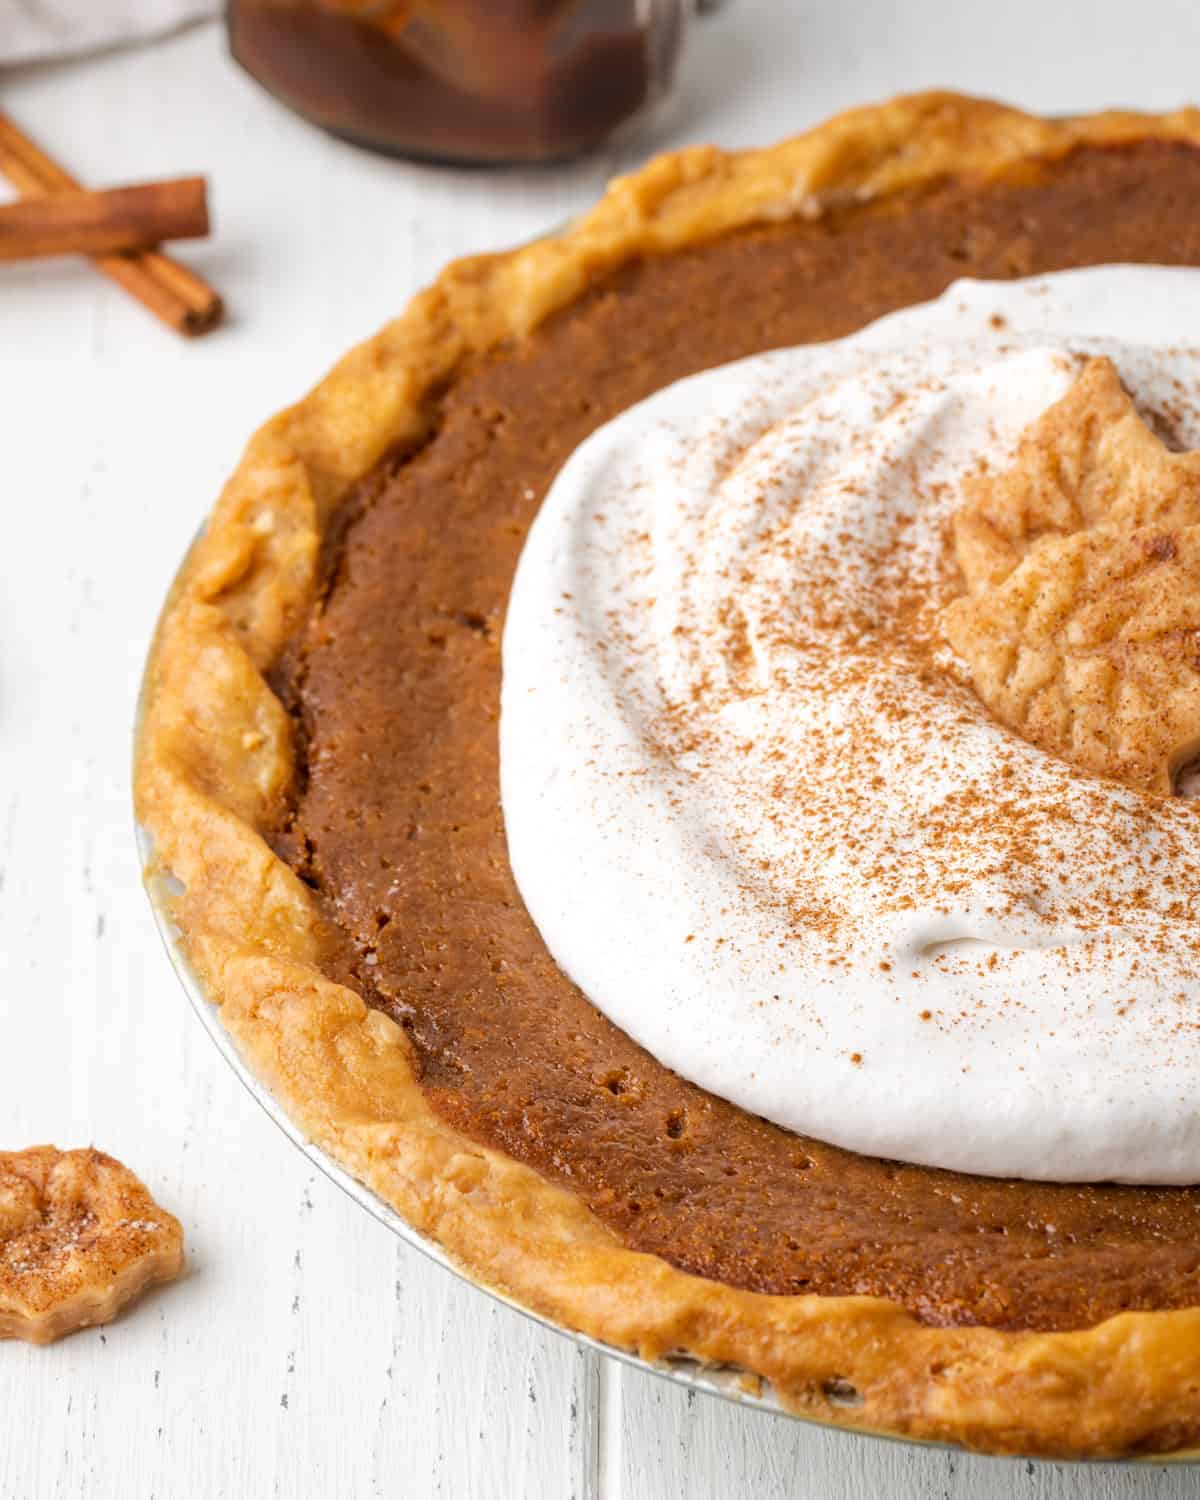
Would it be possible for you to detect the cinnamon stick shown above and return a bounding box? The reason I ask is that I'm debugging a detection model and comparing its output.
[0,178,209,262]
[0,112,222,336]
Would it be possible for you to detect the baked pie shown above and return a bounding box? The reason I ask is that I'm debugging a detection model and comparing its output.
[135,92,1200,1457]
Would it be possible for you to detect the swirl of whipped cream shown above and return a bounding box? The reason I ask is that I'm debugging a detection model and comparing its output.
[500,267,1200,1184]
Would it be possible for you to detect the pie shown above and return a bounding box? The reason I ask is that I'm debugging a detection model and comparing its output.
[135,92,1200,1458]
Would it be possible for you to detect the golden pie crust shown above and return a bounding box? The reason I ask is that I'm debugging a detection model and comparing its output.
[134,92,1200,1458]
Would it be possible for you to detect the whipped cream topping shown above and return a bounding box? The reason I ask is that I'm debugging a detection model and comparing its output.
[500,267,1200,1184]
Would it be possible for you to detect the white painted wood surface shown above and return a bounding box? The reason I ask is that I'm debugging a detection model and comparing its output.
[4,5,1200,1494]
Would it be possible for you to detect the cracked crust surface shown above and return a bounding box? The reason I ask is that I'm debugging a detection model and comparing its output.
[0,1147,183,1344]
[135,92,1200,1457]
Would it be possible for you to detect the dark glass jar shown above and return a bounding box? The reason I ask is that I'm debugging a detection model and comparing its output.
[227,0,690,164]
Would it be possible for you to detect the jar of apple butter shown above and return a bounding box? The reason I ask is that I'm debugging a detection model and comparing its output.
[227,1,693,164]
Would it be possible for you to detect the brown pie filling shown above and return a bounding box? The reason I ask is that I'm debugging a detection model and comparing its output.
[271,142,1200,1333]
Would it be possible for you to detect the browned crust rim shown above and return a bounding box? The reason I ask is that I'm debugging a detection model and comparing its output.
[134,92,1200,1459]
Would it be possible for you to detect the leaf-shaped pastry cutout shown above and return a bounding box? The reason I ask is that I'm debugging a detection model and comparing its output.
[954,357,1200,594]
[943,360,1200,794]
[0,1147,183,1345]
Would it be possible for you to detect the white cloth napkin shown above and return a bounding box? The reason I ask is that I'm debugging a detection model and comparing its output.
[1,0,218,66]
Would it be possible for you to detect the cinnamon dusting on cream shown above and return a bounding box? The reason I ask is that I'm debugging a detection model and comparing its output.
[502,268,1200,1183]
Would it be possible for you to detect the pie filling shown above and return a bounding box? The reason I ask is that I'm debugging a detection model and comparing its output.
[272,142,1200,1332]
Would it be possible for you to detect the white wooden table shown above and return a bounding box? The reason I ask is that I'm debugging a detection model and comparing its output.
[4,4,1200,1494]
